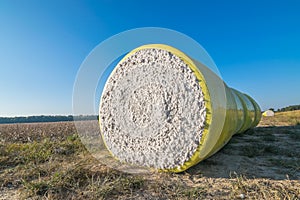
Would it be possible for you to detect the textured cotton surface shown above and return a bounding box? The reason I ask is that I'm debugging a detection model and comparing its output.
[99,48,206,170]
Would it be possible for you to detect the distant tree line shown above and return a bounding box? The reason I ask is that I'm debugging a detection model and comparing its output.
[276,105,300,112]
[0,115,98,124]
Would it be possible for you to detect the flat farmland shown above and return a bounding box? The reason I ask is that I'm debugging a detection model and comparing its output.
[0,111,299,199]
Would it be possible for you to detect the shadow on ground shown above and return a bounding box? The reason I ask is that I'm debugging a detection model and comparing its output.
[186,125,300,180]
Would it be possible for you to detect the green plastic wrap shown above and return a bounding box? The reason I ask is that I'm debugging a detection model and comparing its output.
[99,44,262,172]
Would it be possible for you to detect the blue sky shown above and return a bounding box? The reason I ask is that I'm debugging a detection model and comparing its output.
[0,0,299,117]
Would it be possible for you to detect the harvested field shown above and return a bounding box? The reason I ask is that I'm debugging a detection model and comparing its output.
[0,111,299,199]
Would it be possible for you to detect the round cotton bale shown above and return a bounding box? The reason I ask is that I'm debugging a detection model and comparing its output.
[99,44,261,172]
[263,110,275,117]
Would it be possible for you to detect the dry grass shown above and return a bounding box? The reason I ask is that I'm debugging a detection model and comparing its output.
[0,112,299,199]
[259,110,300,127]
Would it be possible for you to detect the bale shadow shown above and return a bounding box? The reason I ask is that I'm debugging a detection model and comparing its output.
[186,125,300,180]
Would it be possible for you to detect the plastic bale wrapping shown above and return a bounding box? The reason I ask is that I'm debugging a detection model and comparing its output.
[99,44,261,173]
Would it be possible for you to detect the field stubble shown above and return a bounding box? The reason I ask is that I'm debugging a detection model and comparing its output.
[0,111,299,199]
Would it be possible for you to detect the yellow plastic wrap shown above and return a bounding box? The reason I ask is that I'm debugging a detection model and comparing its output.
[99,44,262,173]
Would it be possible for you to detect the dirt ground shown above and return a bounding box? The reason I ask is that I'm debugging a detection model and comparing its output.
[0,111,299,199]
